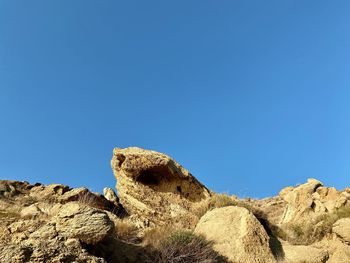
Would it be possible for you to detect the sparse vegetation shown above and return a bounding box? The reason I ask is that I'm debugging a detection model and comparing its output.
[194,193,259,220]
[77,192,99,208]
[280,204,350,245]
[148,229,223,263]
[0,210,20,219]
[208,193,237,209]
[143,226,176,247]
[114,219,139,243]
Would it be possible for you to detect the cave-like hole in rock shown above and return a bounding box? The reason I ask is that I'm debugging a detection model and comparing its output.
[136,166,173,186]
[177,186,182,193]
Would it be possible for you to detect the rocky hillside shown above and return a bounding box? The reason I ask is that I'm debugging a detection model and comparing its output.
[1,147,350,263]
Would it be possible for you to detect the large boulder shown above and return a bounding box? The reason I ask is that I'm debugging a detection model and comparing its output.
[55,202,114,244]
[313,238,350,263]
[111,147,211,227]
[194,206,276,263]
[281,242,329,263]
[279,179,350,225]
[333,218,350,243]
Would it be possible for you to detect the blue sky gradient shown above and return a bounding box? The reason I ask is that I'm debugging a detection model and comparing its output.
[1,1,349,197]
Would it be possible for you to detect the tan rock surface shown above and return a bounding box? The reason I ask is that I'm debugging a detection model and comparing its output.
[332,218,350,243]
[313,237,350,263]
[281,242,329,263]
[103,187,119,204]
[195,206,276,263]
[111,147,211,227]
[55,202,114,244]
[279,178,350,225]
[0,180,121,262]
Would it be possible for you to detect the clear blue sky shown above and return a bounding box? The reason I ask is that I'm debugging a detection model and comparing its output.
[1,1,349,198]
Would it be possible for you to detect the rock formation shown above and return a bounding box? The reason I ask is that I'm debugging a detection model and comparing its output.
[0,181,123,262]
[111,147,211,228]
[1,147,350,263]
[332,218,350,243]
[281,242,329,263]
[195,206,276,263]
[279,178,350,225]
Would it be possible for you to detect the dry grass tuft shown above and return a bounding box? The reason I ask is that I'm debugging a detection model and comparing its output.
[143,225,176,247]
[114,220,139,243]
[0,210,21,219]
[194,193,258,220]
[208,193,237,209]
[146,229,224,263]
[77,192,100,208]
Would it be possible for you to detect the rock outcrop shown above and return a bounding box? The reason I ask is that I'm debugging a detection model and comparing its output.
[195,206,276,263]
[332,218,350,243]
[1,147,350,263]
[111,147,211,227]
[281,242,329,263]
[279,178,350,225]
[55,202,114,244]
[0,180,124,262]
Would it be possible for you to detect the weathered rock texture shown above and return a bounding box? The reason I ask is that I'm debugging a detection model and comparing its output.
[279,178,350,225]
[281,242,329,263]
[55,202,114,244]
[1,147,350,263]
[332,218,350,243]
[195,206,276,263]
[111,147,211,227]
[0,180,125,263]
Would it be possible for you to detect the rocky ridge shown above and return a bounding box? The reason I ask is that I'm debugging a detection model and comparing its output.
[0,146,349,263]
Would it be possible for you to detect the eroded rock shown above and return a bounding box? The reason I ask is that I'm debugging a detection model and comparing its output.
[55,202,114,244]
[279,179,350,225]
[281,242,329,263]
[111,147,211,227]
[333,218,350,243]
[195,206,276,263]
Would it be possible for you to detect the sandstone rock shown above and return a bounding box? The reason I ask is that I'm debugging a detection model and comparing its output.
[195,206,276,263]
[281,242,329,263]
[59,187,125,217]
[279,179,350,225]
[30,183,70,201]
[308,237,350,263]
[333,218,350,243]
[111,147,211,227]
[103,187,119,204]
[20,204,42,217]
[0,245,32,263]
[55,202,114,244]
[326,242,350,263]
[0,180,33,198]
[28,222,58,240]
[58,187,91,203]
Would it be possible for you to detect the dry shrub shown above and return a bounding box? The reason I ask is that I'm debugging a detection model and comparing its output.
[193,193,235,219]
[143,225,175,247]
[208,193,237,209]
[77,192,99,208]
[194,193,257,220]
[115,220,139,243]
[149,229,223,263]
